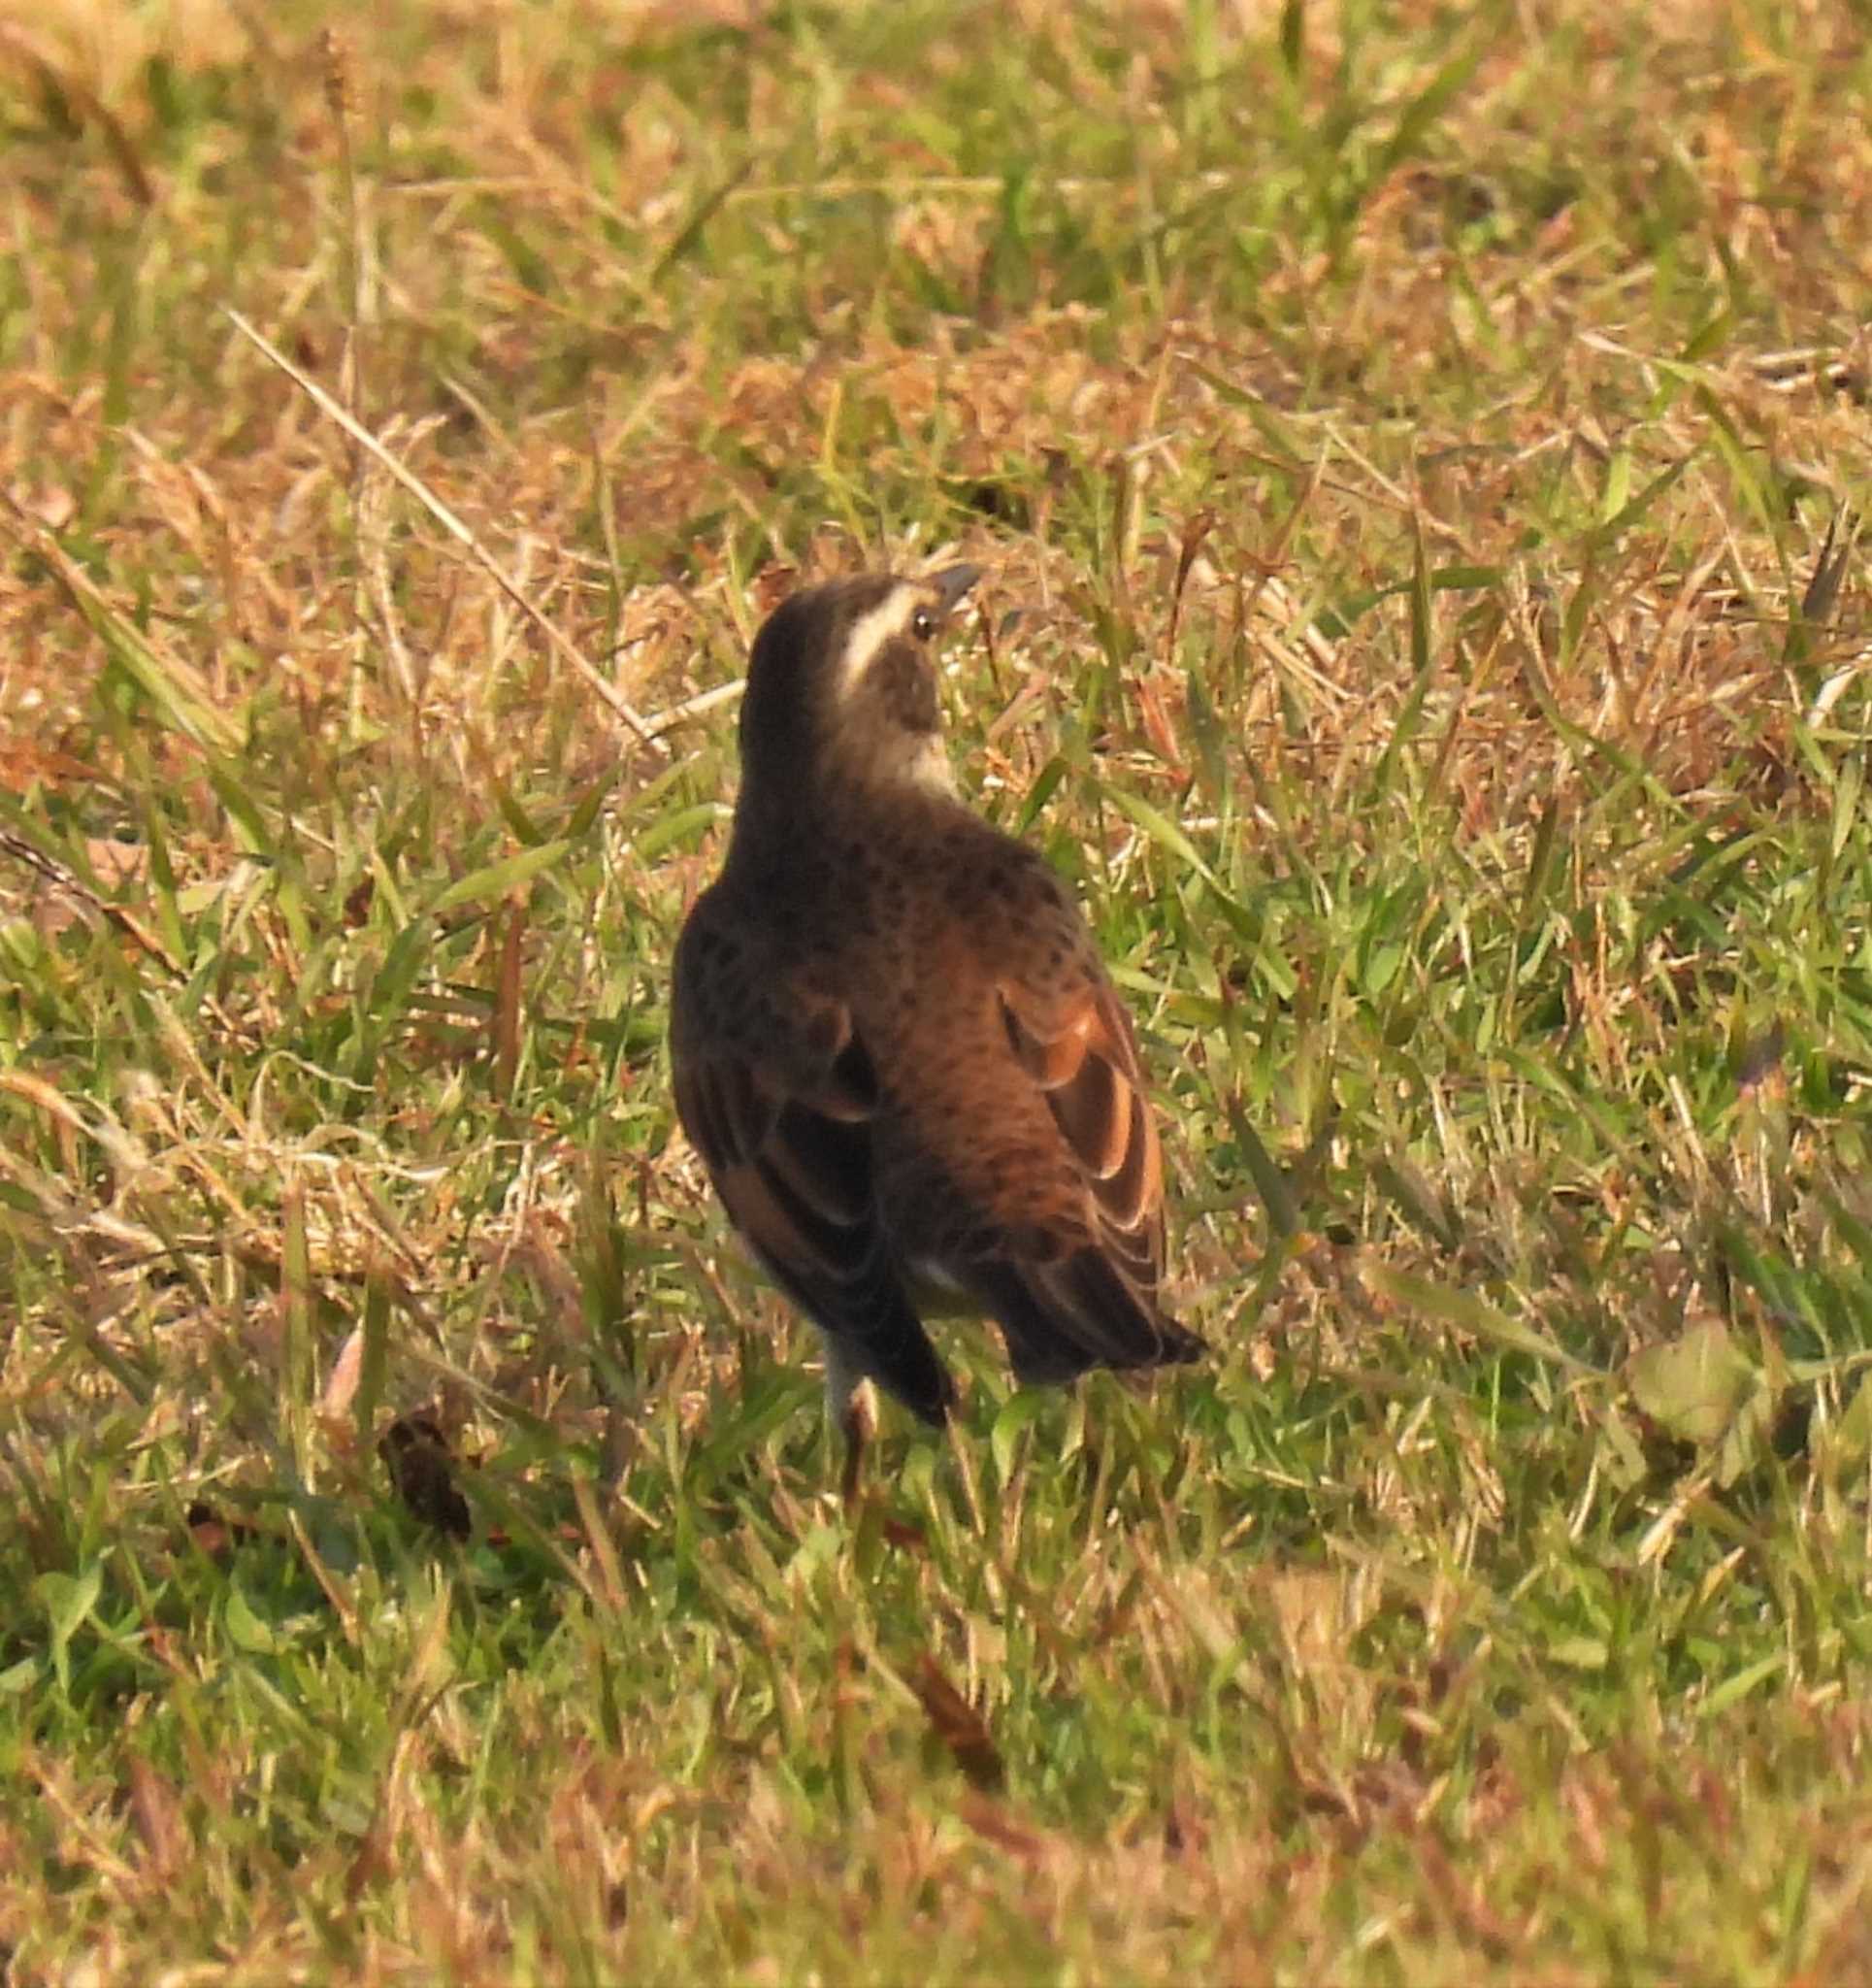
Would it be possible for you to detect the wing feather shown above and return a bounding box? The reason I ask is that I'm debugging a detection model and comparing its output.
[998,977,1166,1276]
[671,896,952,1423]
[980,964,1199,1381]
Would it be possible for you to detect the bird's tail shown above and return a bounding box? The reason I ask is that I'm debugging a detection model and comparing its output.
[976,1249,1204,1386]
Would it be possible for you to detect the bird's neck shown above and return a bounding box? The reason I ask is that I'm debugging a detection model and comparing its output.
[723,767,966,883]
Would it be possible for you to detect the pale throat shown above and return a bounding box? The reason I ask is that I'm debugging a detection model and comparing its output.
[902,735,960,797]
[829,726,958,800]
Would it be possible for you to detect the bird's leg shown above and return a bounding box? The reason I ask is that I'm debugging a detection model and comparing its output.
[824,1338,873,1511]
[838,1390,874,1511]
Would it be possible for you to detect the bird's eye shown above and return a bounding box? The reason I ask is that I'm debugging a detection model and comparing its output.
[911,607,936,641]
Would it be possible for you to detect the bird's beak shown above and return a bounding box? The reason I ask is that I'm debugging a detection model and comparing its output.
[928,564,982,617]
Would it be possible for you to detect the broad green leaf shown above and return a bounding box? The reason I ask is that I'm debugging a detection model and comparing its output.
[1547,1635,1608,1672]
[990,1390,1049,1487]
[1629,1319,1753,1447]
[431,839,572,913]
[224,1581,281,1655]
[1698,1652,1787,1718]
[1365,1264,1597,1375]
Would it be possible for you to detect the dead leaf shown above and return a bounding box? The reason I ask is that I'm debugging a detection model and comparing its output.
[379,1413,472,1540]
[124,1758,184,1885]
[183,1500,263,1557]
[957,1790,1045,1863]
[321,1326,365,1425]
[910,1656,1004,1793]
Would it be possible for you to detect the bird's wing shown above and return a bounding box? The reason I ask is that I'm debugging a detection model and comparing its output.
[958,957,1203,1384]
[998,971,1165,1285]
[670,896,952,1422]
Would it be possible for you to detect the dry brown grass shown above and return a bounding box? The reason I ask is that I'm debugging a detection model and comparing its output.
[4,1,1872,1981]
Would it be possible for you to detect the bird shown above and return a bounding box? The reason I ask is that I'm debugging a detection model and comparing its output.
[669,564,1203,1491]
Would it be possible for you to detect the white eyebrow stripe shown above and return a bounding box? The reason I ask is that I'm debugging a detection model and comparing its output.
[834,585,917,699]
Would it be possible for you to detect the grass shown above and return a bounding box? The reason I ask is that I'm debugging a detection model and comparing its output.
[3,0,1872,1978]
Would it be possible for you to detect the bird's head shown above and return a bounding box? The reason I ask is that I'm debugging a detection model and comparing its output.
[737,565,981,807]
